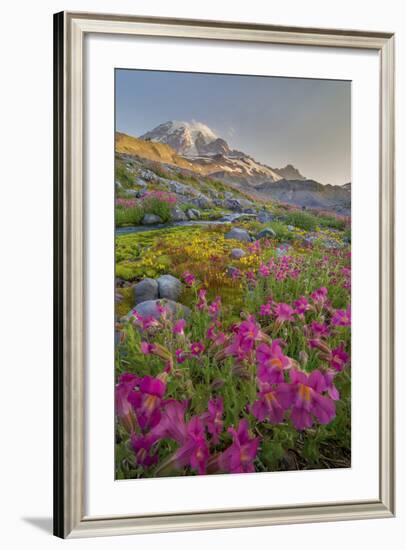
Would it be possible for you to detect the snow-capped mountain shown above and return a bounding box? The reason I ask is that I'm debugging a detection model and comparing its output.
[141,121,220,156]
[140,120,290,185]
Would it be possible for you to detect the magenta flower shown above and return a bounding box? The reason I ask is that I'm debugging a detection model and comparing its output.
[190,341,205,356]
[294,296,310,315]
[208,296,221,319]
[331,306,351,327]
[330,344,349,371]
[251,382,291,424]
[152,399,189,443]
[310,321,330,338]
[174,417,210,475]
[202,398,224,444]
[175,348,186,364]
[130,432,159,467]
[274,303,295,323]
[182,271,196,286]
[288,369,336,430]
[256,341,291,383]
[258,263,270,277]
[219,419,259,474]
[128,375,166,430]
[260,301,273,316]
[197,288,207,310]
[311,287,328,305]
[173,319,186,336]
[115,373,138,432]
[140,341,156,354]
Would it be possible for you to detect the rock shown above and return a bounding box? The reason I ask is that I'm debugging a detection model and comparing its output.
[231,248,246,259]
[171,207,187,221]
[134,178,147,188]
[190,194,212,210]
[227,265,240,278]
[257,211,275,223]
[142,213,163,225]
[224,191,235,200]
[134,278,158,305]
[186,208,201,220]
[256,227,276,240]
[157,274,182,301]
[225,227,251,243]
[225,198,243,212]
[136,188,148,198]
[287,225,295,231]
[166,179,197,196]
[133,299,191,320]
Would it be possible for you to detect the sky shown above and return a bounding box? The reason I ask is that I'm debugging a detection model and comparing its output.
[116,69,351,186]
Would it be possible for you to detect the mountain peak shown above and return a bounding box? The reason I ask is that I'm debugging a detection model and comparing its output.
[140,120,218,155]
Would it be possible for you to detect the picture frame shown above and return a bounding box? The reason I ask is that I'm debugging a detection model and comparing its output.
[53,11,395,538]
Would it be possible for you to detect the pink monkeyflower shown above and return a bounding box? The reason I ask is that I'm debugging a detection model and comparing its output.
[311,287,328,305]
[274,303,295,323]
[288,369,336,430]
[131,310,160,330]
[294,296,310,315]
[174,417,210,475]
[331,306,351,327]
[251,382,292,424]
[323,370,340,401]
[208,296,221,319]
[202,397,224,444]
[260,301,273,316]
[175,348,186,364]
[330,344,349,371]
[155,301,169,318]
[197,288,207,310]
[256,341,292,383]
[258,263,270,277]
[182,271,196,286]
[130,432,159,467]
[115,373,138,432]
[173,319,186,336]
[190,341,205,356]
[152,399,189,444]
[310,321,330,338]
[128,375,166,431]
[219,419,259,474]
[140,341,156,354]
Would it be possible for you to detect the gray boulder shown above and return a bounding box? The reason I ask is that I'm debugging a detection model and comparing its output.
[132,299,191,320]
[231,248,246,259]
[171,207,187,221]
[157,274,182,302]
[287,225,295,231]
[142,213,163,225]
[186,208,201,220]
[257,211,275,223]
[134,278,159,305]
[256,227,276,240]
[191,194,212,210]
[225,227,251,243]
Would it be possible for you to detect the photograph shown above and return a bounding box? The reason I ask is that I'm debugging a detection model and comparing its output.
[114,69,352,479]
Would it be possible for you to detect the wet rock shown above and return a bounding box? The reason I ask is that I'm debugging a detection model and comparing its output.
[157,274,182,302]
[171,207,187,221]
[230,248,246,259]
[134,278,158,305]
[186,208,201,220]
[142,213,163,225]
[225,227,251,243]
[256,227,276,240]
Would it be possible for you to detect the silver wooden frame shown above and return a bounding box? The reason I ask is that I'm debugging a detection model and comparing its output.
[53,11,395,538]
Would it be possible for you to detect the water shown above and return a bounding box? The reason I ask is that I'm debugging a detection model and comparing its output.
[115,219,230,235]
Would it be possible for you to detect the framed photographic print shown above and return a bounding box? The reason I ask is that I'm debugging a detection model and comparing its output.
[54,12,395,538]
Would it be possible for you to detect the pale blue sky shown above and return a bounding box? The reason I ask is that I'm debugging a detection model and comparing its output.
[116,69,351,186]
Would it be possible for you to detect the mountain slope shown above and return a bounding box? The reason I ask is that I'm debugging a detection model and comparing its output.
[115,132,204,173]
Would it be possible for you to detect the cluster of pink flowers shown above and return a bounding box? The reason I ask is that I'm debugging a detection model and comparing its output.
[116,274,350,475]
[116,190,177,209]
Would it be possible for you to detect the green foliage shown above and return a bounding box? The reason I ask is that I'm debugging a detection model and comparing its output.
[283,211,318,231]
[115,159,134,188]
[142,196,172,222]
[115,205,144,226]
